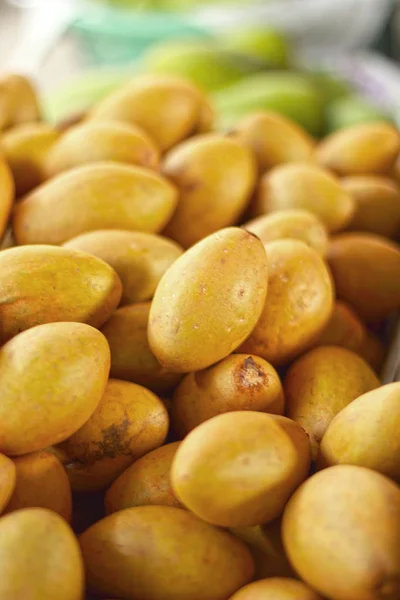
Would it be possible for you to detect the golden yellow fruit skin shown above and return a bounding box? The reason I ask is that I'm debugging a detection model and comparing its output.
[46,121,160,178]
[0,74,41,131]
[105,441,181,514]
[244,209,329,256]
[228,577,323,600]
[162,134,257,248]
[88,75,214,151]
[13,162,178,245]
[285,345,380,460]
[359,330,386,373]
[0,244,122,343]
[171,411,311,527]
[318,382,400,480]
[63,230,183,305]
[314,300,366,353]
[80,505,254,600]
[0,508,84,600]
[0,322,110,456]
[172,354,284,437]
[327,233,400,323]
[148,227,268,372]
[316,121,400,175]
[0,454,16,514]
[6,451,72,521]
[282,465,400,600]
[65,457,134,493]
[101,303,183,394]
[1,123,60,196]
[239,240,334,366]
[254,162,355,232]
[234,111,315,172]
[0,157,15,238]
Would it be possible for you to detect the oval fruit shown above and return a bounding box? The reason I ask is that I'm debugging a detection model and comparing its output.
[172,354,284,436]
[0,454,16,514]
[0,157,15,238]
[314,300,366,352]
[240,240,333,366]
[105,442,181,514]
[46,121,160,177]
[234,111,315,172]
[285,345,380,459]
[0,244,122,343]
[101,303,183,394]
[162,134,256,248]
[318,382,400,480]
[149,227,268,372]
[80,505,254,600]
[316,121,400,175]
[0,74,41,131]
[171,411,311,527]
[253,162,355,232]
[13,162,178,245]
[0,508,84,600]
[6,451,72,521]
[243,209,329,256]
[0,322,110,456]
[327,233,400,322]
[63,230,183,305]
[282,465,400,600]
[228,577,323,600]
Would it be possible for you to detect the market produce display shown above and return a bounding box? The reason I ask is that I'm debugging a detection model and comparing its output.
[0,70,399,600]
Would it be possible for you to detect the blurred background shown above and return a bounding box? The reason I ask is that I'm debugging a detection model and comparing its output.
[1,0,400,135]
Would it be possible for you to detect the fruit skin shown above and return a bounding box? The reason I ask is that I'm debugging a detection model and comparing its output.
[228,577,323,600]
[171,411,311,527]
[282,465,400,600]
[0,507,84,600]
[0,454,16,515]
[63,230,183,305]
[172,354,284,437]
[0,244,122,343]
[88,74,213,151]
[285,345,380,460]
[342,175,400,238]
[148,227,268,372]
[58,379,169,491]
[162,133,256,248]
[0,157,15,238]
[5,450,72,521]
[314,300,366,353]
[326,95,392,133]
[0,322,110,456]
[79,505,254,600]
[327,233,400,323]
[359,330,386,373]
[0,74,41,131]
[254,162,355,233]
[239,240,334,366]
[233,111,314,172]
[105,441,182,514]
[243,209,329,256]
[221,28,290,68]
[1,123,60,196]
[316,121,400,175]
[318,382,400,481]
[13,161,178,245]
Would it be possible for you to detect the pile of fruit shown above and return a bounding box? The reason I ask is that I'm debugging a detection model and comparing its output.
[0,71,400,600]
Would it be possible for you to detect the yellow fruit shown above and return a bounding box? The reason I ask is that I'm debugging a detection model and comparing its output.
[80,505,254,600]
[327,233,400,322]
[6,451,72,521]
[13,162,178,245]
[101,303,183,394]
[253,162,355,232]
[171,411,311,527]
[240,240,333,366]
[285,345,380,459]
[314,300,366,352]
[0,454,16,514]
[0,157,15,238]
[0,508,84,600]
[0,244,122,343]
[359,330,386,373]
[228,577,323,600]
[105,442,181,514]
[316,121,400,175]
[282,465,400,600]
[162,133,256,248]
[243,209,329,256]
[0,74,41,131]
[63,230,183,305]
[0,322,110,456]
[148,227,268,372]
[172,354,284,436]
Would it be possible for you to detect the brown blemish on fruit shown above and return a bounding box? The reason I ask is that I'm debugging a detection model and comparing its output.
[235,356,268,393]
